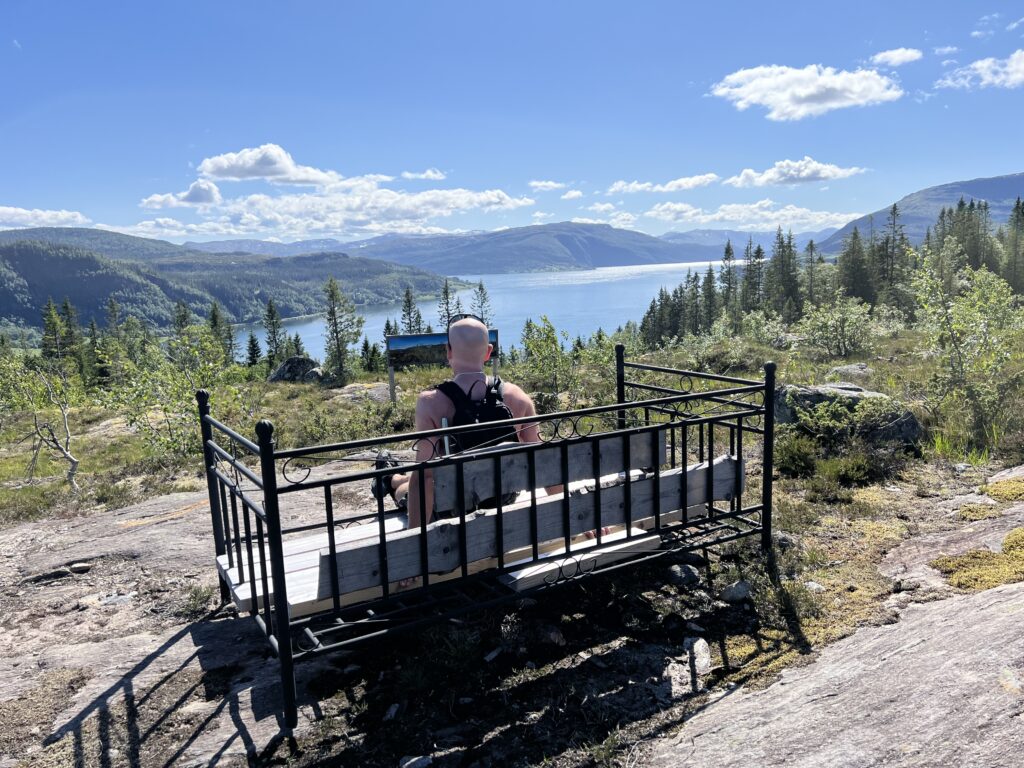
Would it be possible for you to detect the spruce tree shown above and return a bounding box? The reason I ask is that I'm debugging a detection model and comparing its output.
[740,237,765,312]
[324,276,365,382]
[245,332,262,367]
[470,280,493,326]
[838,228,874,304]
[400,288,424,334]
[262,298,284,368]
[437,279,457,327]
[207,301,234,362]
[41,298,65,360]
[802,240,821,307]
[172,301,191,337]
[700,264,718,331]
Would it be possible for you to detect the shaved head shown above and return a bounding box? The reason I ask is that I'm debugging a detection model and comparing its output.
[447,317,491,372]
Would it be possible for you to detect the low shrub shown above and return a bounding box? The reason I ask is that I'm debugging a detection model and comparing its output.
[775,429,819,478]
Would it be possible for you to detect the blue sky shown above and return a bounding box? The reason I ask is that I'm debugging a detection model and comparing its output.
[2,1,1023,241]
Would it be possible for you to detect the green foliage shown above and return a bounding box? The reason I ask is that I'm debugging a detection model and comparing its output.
[930,527,1024,591]
[323,276,364,383]
[797,295,874,358]
[775,428,819,478]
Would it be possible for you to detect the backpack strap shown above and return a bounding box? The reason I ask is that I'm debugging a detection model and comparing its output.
[435,380,473,413]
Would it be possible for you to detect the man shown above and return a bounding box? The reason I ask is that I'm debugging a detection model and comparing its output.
[373,315,549,528]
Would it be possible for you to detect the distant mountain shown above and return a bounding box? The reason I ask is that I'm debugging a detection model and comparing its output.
[183,237,355,257]
[0,227,193,261]
[660,228,837,253]
[818,172,1024,253]
[345,222,724,273]
[0,240,455,328]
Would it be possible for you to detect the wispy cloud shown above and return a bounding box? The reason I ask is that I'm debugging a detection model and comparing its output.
[0,205,90,227]
[1008,17,1024,31]
[560,189,583,200]
[140,179,222,209]
[401,168,446,181]
[606,173,718,194]
[532,211,554,221]
[711,64,903,120]
[528,180,566,191]
[724,156,866,187]
[971,30,994,39]
[934,45,959,55]
[870,47,923,67]
[12,39,21,50]
[644,198,859,230]
[586,202,616,213]
[937,49,1024,89]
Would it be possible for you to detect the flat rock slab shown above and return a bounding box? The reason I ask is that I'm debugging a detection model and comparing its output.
[648,580,1024,768]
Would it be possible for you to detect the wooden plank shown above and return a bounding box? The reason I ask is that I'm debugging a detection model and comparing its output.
[310,455,740,601]
[499,527,661,591]
[432,429,666,514]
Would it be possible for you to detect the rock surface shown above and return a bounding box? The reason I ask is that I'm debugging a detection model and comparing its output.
[268,356,319,383]
[826,362,873,381]
[648,580,1024,768]
[774,382,922,445]
[990,464,1024,484]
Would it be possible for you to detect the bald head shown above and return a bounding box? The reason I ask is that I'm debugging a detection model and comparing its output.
[447,317,491,372]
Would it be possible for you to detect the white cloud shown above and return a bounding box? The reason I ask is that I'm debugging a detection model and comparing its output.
[560,189,583,200]
[570,217,606,225]
[401,168,446,180]
[12,39,21,50]
[937,49,1024,89]
[528,180,566,191]
[1008,17,1024,31]
[970,30,994,39]
[644,198,859,231]
[198,143,341,186]
[606,173,718,194]
[870,47,923,67]
[140,179,222,209]
[0,205,91,228]
[941,59,958,67]
[532,211,554,221]
[587,202,616,213]
[711,64,903,120]
[724,156,866,187]
[934,45,959,55]
[609,211,637,229]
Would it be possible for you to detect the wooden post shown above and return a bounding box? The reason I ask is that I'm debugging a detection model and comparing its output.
[387,364,397,404]
[615,343,626,431]
[196,390,230,603]
[761,361,776,552]
[255,420,298,730]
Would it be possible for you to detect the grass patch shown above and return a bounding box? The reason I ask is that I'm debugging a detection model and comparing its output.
[174,584,215,621]
[929,528,1024,590]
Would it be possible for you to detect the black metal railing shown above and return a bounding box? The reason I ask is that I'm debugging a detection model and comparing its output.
[196,346,776,729]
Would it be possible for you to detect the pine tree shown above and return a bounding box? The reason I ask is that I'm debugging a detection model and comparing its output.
[207,301,234,362]
[360,337,373,370]
[324,276,365,382]
[106,298,122,340]
[802,240,821,307]
[262,298,284,368]
[245,332,262,367]
[471,280,493,326]
[719,240,739,326]
[41,298,65,359]
[740,237,765,312]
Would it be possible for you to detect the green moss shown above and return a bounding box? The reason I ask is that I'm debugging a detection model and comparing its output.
[985,479,1024,502]
[958,503,1002,521]
[929,527,1024,590]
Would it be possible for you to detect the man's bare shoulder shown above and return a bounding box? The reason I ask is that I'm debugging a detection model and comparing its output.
[498,381,536,416]
[414,387,450,428]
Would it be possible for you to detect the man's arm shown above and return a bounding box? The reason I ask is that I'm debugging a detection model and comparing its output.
[406,393,441,529]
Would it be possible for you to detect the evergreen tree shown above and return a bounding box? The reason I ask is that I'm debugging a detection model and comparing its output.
[764,228,802,321]
[700,264,718,331]
[106,297,122,340]
[172,301,191,337]
[802,240,822,307]
[684,271,701,335]
[324,276,365,382]
[261,298,285,368]
[383,318,394,343]
[471,280,493,326]
[719,240,739,327]
[207,301,235,362]
[360,337,373,370]
[400,288,424,334]
[41,298,65,359]
[245,331,262,368]
[437,279,458,327]
[740,238,766,312]
[838,227,875,304]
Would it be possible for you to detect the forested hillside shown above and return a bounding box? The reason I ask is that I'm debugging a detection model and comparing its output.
[0,240,454,328]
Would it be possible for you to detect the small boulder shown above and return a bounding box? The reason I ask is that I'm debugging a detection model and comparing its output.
[683,637,713,675]
[668,564,701,588]
[268,356,319,383]
[827,363,873,381]
[302,367,324,384]
[720,580,751,603]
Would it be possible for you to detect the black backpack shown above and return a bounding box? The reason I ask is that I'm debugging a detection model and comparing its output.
[435,376,520,455]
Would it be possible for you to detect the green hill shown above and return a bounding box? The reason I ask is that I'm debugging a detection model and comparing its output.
[0,240,456,328]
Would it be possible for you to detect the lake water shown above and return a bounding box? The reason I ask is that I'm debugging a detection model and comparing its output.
[236,261,721,361]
